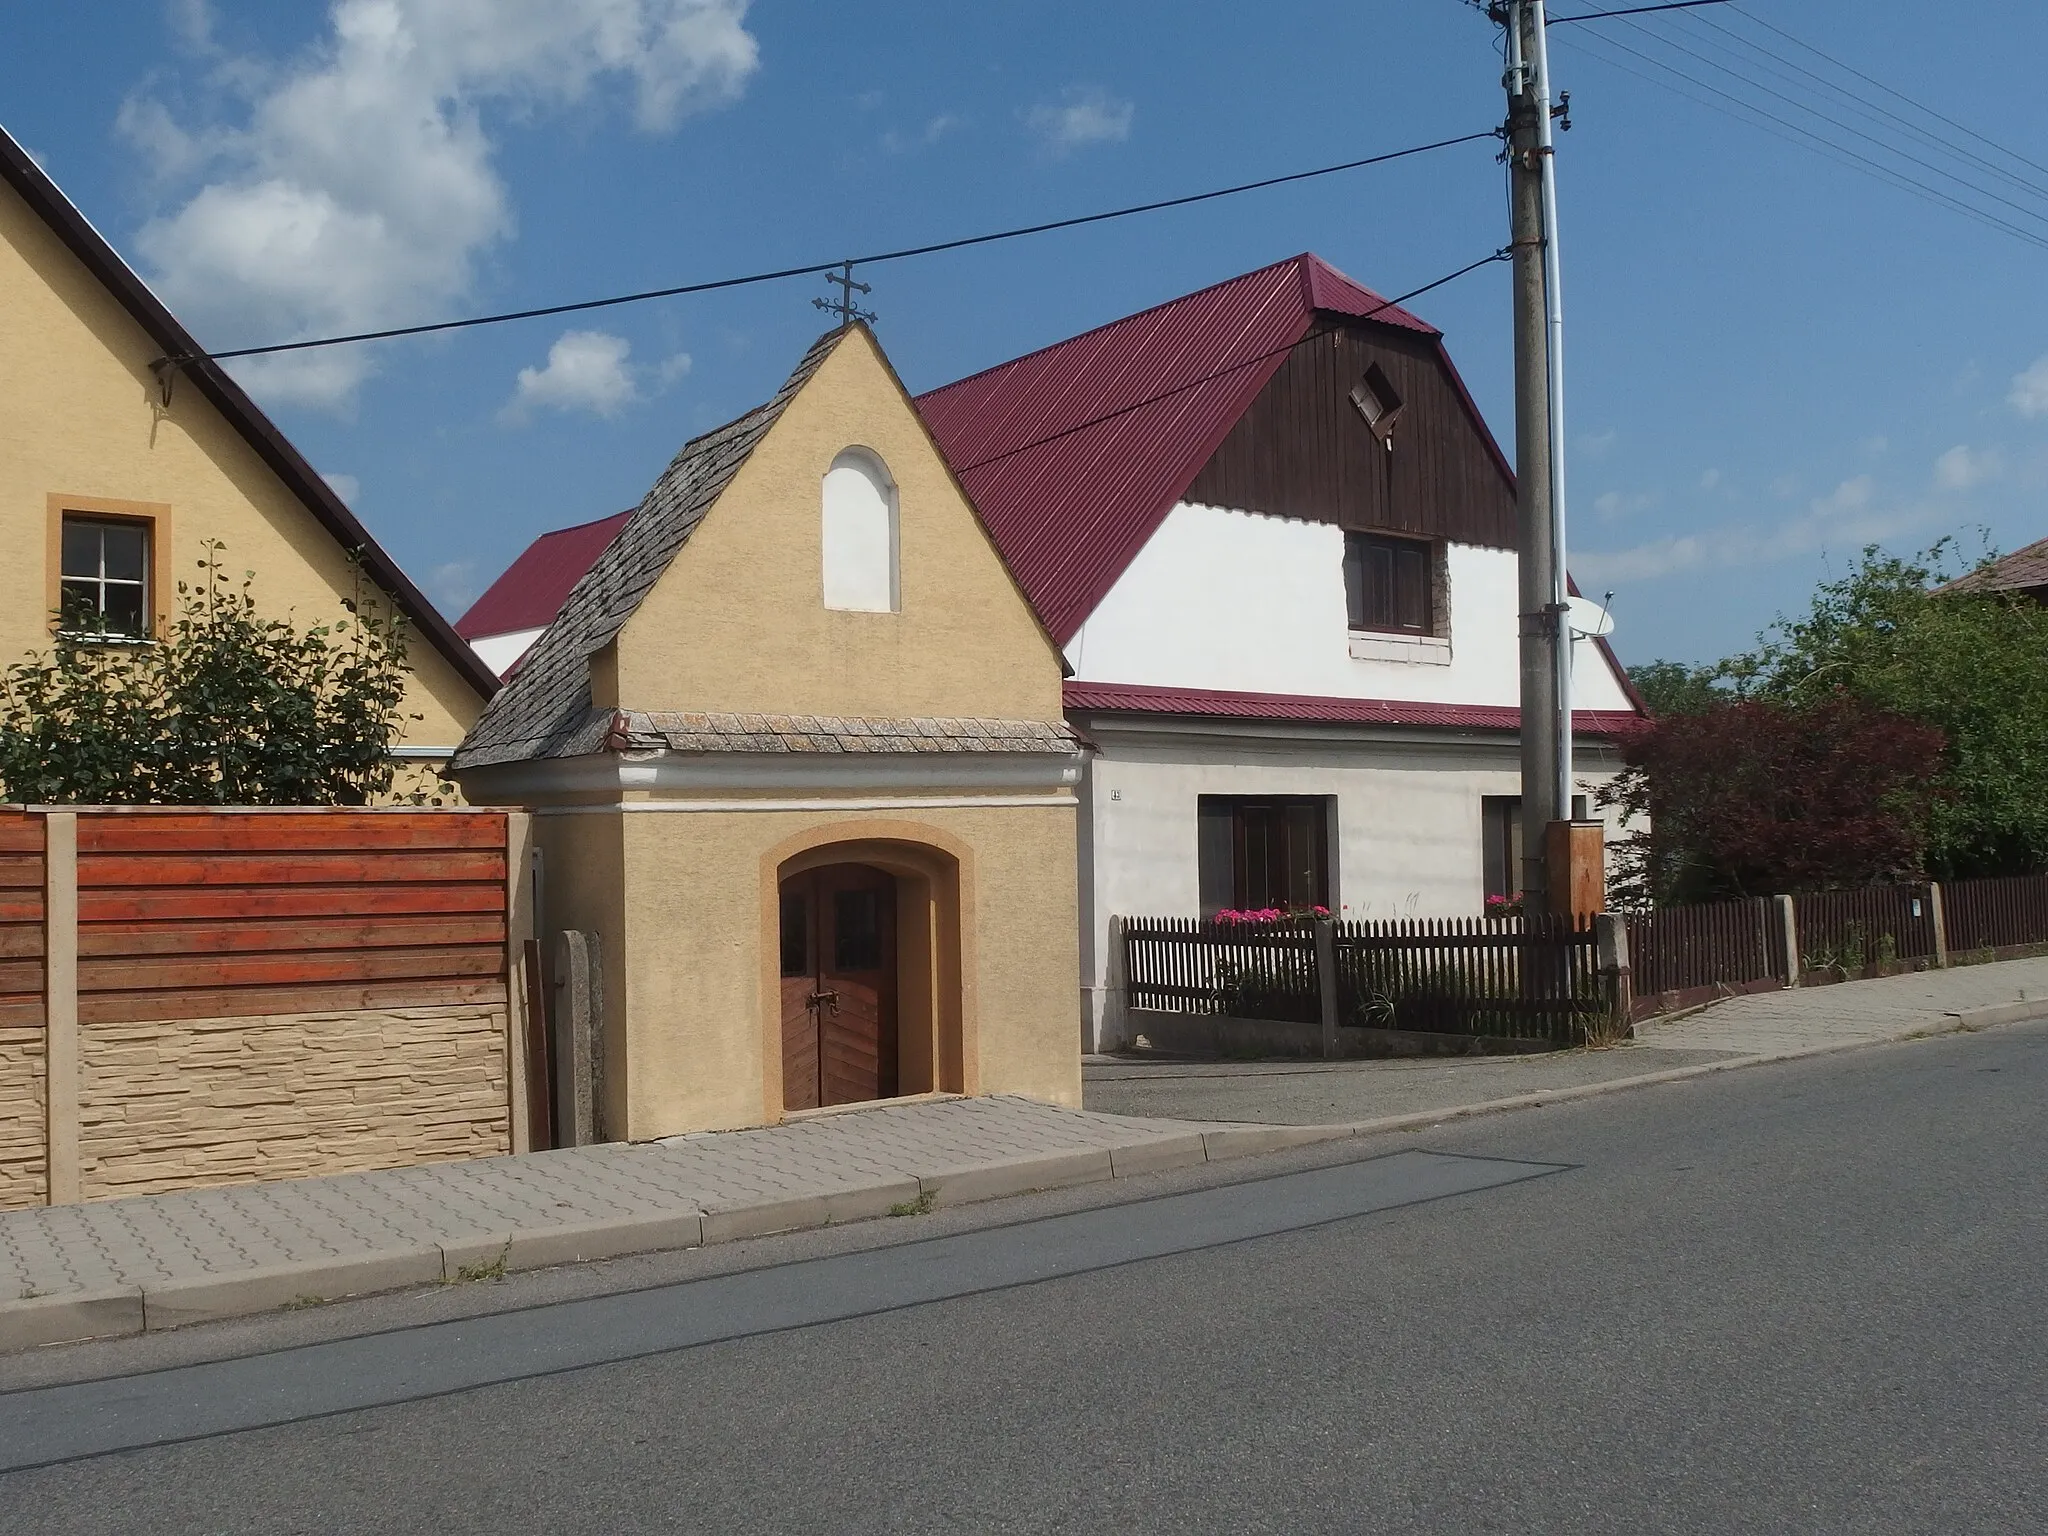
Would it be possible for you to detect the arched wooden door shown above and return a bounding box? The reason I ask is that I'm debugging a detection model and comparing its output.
[779,863,898,1111]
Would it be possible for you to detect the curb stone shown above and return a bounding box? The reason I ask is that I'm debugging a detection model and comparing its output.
[142,1248,445,1332]
[0,1287,144,1350]
[920,1148,1115,1207]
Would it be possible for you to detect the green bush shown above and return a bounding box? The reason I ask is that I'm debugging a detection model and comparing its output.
[0,543,426,806]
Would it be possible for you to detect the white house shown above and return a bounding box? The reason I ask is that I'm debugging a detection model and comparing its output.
[916,254,1644,1051]
[460,255,1646,1054]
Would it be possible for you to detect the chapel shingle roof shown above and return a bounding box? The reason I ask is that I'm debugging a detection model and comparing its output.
[609,712,1080,755]
[451,329,844,771]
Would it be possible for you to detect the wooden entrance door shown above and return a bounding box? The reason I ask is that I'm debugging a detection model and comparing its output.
[779,863,898,1111]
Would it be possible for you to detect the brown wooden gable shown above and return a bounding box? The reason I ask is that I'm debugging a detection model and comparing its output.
[1184,321,1516,550]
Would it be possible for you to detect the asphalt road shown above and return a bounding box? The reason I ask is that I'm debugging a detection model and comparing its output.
[3,1023,2043,1534]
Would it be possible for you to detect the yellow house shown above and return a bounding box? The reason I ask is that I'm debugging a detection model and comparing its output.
[0,126,496,770]
[452,324,1084,1139]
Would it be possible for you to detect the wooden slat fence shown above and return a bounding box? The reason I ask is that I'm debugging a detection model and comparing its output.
[1792,884,1937,974]
[73,810,510,1024]
[1941,873,2048,956]
[1121,915,1603,1044]
[0,810,44,1032]
[1121,918,1318,1022]
[1334,916,1600,1044]
[1625,897,1785,1019]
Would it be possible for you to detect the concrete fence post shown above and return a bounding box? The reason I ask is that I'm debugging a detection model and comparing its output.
[1314,918,1340,1059]
[1595,912,1633,1039]
[1776,894,1801,988]
[43,811,79,1207]
[553,930,603,1147]
[1102,915,1129,1054]
[504,812,535,1156]
[1927,882,1950,969]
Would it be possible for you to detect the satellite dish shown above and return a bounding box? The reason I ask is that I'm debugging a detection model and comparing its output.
[1567,594,1615,640]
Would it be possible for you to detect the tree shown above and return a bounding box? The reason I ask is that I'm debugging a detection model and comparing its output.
[0,544,424,806]
[1733,541,2048,879]
[1601,693,1946,909]
[1627,659,1729,717]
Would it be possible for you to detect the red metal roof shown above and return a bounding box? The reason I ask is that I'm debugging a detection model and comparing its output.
[455,511,633,640]
[915,253,1440,644]
[1064,680,1642,737]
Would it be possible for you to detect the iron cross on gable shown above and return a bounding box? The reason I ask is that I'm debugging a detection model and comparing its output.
[814,261,877,327]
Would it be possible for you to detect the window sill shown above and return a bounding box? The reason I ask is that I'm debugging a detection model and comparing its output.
[1349,631,1451,666]
[53,630,155,647]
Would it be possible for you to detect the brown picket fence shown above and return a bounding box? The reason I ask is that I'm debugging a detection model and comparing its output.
[1120,917,1319,1022]
[1792,884,1938,973]
[1625,897,1785,1018]
[1334,916,1601,1044]
[1941,873,2048,956]
[1120,914,1604,1043]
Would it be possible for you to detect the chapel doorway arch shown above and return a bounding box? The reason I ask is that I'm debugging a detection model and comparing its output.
[771,833,967,1117]
[778,862,898,1110]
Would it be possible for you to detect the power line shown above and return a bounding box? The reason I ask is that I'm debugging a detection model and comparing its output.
[176,130,1499,366]
[953,250,1512,474]
[1728,2,2048,182]
[1675,10,2048,204]
[1556,26,2048,252]
[1549,1,1728,24]
[1609,14,2048,232]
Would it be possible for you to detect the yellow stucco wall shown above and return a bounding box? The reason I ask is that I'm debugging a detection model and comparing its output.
[603,803,1079,1139]
[0,177,482,757]
[612,326,1066,721]
[531,809,630,1134]
[470,326,1082,1139]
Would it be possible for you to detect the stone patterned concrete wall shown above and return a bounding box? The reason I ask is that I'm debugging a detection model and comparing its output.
[78,1005,509,1200]
[0,1034,46,1211]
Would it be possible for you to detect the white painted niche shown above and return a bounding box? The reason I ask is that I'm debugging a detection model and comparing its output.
[821,447,900,613]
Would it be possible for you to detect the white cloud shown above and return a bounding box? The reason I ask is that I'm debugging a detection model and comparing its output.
[320,470,360,503]
[1592,489,1656,521]
[1699,468,1721,490]
[1575,475,1943,589]
[881,113,961,154]
[656,350,692,386]
[1577,428,1618,461]
[124,0,759,410]
[2010,355,2048,418]
[427,559,479,613]
[502,328,639,421]
[1026,86,1133,154]
[1934,444,2001,491]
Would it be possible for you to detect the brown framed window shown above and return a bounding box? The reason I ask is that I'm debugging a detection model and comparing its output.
[59,515,152,638]
[1344,531,1432,635]
[1349,361,1404,447]
[1197,796,1332,916]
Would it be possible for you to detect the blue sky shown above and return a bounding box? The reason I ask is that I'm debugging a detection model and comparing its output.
[3,1,2043,666]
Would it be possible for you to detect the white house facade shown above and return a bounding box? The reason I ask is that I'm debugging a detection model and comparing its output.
[918,255,1647,1052]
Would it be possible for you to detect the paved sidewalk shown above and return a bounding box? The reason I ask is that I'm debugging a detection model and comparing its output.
[1087,956,2048,1126]
[1638,956,2048,1052]
[0,1095,1326,1353]
[8,958,2046,1355]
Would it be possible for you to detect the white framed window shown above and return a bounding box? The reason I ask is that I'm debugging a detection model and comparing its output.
[60,515,152,638]
[821,448,899,613]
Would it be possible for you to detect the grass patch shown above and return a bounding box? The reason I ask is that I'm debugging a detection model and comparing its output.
[280,1294,325,1311]
[453,1241,511,1283]
[888,1189,937,1218]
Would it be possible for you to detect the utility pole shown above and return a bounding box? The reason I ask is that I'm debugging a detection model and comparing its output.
[1498,0,1572,906]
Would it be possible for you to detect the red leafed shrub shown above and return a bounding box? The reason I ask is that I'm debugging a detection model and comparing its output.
[1601,692,1946,907]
